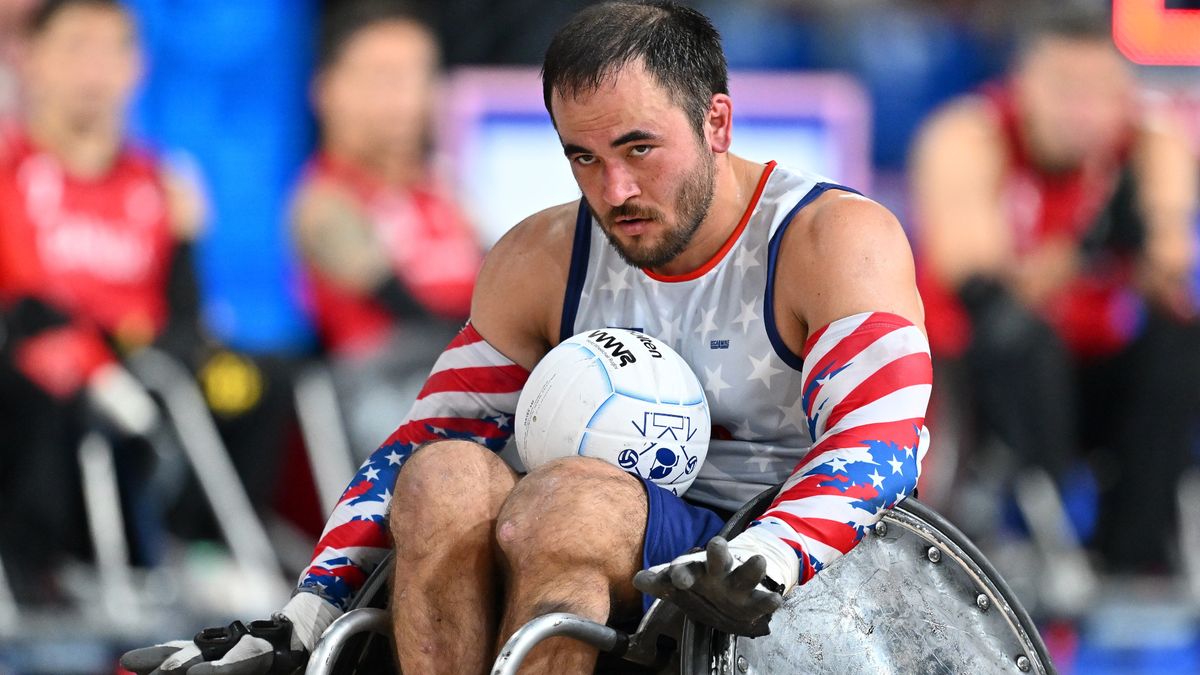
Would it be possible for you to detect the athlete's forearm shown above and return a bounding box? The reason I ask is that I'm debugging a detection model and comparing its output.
[748,312,932,587]
[296,323,528,609]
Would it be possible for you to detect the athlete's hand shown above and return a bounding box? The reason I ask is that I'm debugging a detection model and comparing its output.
[120,593,339,675]
[634,533,791,638]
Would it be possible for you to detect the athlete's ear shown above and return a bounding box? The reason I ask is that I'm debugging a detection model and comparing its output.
[706,93,733,154]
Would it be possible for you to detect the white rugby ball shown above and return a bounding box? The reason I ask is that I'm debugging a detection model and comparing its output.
[515,328,710,495]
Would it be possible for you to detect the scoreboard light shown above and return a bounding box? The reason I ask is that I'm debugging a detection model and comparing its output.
[1114,0,1200,65]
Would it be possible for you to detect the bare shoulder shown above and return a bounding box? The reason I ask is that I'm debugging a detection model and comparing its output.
[792,191,907,261]
[779,191,924,334]
[912,95,1006,169]
[918,95,1002,144]
[471,200,581,369]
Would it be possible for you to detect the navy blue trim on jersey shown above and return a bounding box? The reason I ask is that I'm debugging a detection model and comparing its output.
[559,201,593,343]
[764,182,862,371]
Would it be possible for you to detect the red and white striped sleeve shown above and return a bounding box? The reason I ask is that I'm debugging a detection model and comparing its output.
[296,323,529,609]
[747,311,932,587]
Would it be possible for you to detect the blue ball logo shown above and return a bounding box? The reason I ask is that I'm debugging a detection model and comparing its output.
[618,448,639,469]
[649,447,678,480]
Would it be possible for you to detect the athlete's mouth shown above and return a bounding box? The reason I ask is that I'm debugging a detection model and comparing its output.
[613,216,653,235]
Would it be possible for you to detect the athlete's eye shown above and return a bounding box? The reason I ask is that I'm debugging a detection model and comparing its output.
[573,154,597,166]
[630,145,652,157]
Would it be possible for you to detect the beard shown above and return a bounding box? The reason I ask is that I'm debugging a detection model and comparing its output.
[588,151,716,269]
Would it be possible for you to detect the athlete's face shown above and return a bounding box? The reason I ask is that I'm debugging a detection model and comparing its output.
[552,63,716,269]
[317,20,439,163]
[1015,37,1135,170]
[24,5,141,130]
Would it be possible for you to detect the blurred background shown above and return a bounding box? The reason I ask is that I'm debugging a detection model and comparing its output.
[0,0,1197,673]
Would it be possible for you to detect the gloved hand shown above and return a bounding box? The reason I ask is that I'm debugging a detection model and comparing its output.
[633,528,797,638]
[121,592,339,675]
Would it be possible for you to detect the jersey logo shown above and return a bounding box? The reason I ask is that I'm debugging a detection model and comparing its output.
[710,339,730,350]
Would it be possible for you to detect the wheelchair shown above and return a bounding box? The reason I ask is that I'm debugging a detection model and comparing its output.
[305,489,1055,674]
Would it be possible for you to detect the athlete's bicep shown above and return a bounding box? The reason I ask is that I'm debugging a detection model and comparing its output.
[469,204,576,370]
[787,195,925,337]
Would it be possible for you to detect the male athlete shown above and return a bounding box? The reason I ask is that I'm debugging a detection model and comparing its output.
[913,7,1199,574]
[125,2,931,673]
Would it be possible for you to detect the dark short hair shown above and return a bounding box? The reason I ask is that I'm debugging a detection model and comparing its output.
[319,0,435,71]
[1015,3,1114,60]
[541,1,728,135]
[28,0,129,35]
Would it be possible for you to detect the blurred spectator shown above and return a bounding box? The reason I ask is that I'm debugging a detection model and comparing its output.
[0,0,289,597]
[911,5,1200,573]
[0,0,37,117]
[0,0,174,600]
[292,0,481,457]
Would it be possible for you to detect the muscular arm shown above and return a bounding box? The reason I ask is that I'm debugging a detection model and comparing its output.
[745,194,932,588]
[296,203,575,609]
[910,98,1013,291]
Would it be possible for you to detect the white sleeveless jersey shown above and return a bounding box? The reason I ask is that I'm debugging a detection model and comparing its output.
[561,161,858,510]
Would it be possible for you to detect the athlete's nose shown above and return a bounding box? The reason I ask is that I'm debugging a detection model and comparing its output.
[601,162,640,207]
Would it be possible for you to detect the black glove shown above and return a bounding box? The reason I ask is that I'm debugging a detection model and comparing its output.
[633,536,785,637]
[121,616,308,675]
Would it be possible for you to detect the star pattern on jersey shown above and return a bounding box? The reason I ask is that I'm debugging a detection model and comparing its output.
[693,307,718,339]
[776,393,807,433]
[600,266,631,295]
[733,299,759,334]
[730,418,755,440]
[702,364,731,404]
[748,352,783,389]
[657,313,683,343]
[747,448,775,472]
[733,242,762,274]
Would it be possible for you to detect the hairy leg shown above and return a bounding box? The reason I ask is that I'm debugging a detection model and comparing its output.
[494,457,647,674]
[389,440,518,674]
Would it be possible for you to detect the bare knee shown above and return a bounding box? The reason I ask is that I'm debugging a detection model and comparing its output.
[496,457,646,581]
[389,440,517,537]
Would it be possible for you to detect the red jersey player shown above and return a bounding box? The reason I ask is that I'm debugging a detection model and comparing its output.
[0,0,272,597]
[290,2,481,456]
[912,6,1199,575]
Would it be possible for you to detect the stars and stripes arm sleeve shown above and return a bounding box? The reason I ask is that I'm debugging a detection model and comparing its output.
[296,322,529,610]
[744,311,932,591]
